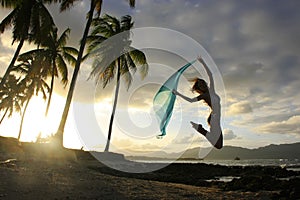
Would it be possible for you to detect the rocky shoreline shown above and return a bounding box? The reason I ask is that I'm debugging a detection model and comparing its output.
[86,158,300,199]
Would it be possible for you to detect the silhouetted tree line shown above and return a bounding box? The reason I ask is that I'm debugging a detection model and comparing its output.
[0,0,148,152]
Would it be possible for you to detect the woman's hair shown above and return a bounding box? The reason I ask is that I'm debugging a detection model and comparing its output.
[190,78,209,94]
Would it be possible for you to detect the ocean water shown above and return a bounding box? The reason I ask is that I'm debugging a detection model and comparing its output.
[177,159,300,171]
[134,158,300,171]
[196,159,300,182]
[132,158,300,182]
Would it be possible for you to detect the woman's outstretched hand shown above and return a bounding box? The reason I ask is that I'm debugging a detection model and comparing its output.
[172,89,178,95]
[197,55,204,63]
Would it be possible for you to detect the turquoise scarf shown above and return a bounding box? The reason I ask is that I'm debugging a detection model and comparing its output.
[153,60,196,137]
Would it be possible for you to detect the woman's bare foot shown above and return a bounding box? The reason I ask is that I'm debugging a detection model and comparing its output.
[190,121,207,136]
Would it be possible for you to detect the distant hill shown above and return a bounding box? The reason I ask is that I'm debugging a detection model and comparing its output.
[1,136,300,160]
[127,143,300,160]
[202,143,300,160]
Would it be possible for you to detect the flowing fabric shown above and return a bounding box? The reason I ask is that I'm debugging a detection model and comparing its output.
[153,60,196,137]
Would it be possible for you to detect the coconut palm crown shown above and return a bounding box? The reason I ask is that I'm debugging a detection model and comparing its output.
[87,14,148,152]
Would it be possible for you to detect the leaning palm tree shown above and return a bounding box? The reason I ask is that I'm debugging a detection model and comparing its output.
[13,53,50,141]
[53,0,102,147]
[0,75,25,124]
[87,14,148,152]
[0,0,55,87]
[19,28,78,116]
[54,0,135,148]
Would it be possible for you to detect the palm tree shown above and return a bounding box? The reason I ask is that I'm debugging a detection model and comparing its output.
[54,0,135,148]
[19,28,78,116]
[0,75,25,124]
[53,0,102,147]
[43,28,77,116]
[0,0,55,87]
[87,14,148,152]
[13,52,50,141]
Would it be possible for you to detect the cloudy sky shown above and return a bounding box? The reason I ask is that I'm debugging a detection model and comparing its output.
[0,0,299,155]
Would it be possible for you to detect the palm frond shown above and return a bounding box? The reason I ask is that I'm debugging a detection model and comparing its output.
[10,3,31,43]
[89,55,109,78]
[128,48,147,64]
[0,0,22,8]
[29,4,41,44]
[56,54,68,85]
[62,46,78,56]
[120,56,133,90]
[128,47,148,79]
[42,79,50,92]
[100,62,116,88]
[8,106,14,117]
[38,84,47,100]
[57,28,71,47]
[39,33,54,49]
[62,51,77,66]
[12,63,29,74]
[92,17,114,37]
[88,42,114,60]
[124,53,137,74]
[60,0,78,12]
[18,49,44,61]
[122,71,133,91]
[121,15,133,31]
[14,102,22,115]
[88,14,149,91]
[29,2,55,45]
[0,8,17,33]
[86,35,107,53]
[38,2,55,32]
[104,14,121,33]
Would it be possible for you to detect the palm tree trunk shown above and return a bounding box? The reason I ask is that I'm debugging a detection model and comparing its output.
[104,58,121,152]
[0,107,9,124]
[0,38,25,86]
[45,60,56,117]
[18,98,30,142]
[55,0,101,147]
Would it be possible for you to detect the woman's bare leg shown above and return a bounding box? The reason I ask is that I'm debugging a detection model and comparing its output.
[190,121,223,149]
[206,129,223,149]
[190,121,207,136]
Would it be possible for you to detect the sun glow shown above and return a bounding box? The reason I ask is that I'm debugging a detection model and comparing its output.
[0,93,83,149]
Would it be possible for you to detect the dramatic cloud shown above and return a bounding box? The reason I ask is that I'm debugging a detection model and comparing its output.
[1,0,299,148]
[223,129,238,140]
[227,101,252,116]
[256,115,300,135]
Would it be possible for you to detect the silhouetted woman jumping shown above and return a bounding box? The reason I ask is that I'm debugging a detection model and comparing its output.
[173,56,223,149]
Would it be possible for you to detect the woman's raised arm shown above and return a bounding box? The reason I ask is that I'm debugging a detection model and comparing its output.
[173,90,198,103]
[197,56,215,92]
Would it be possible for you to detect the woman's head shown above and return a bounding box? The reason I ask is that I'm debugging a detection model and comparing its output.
[191,78,209,94]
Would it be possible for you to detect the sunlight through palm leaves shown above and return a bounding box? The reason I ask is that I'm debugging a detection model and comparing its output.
[0,75,25,124]
[18,28,78,116]
[54,0,136,148]
[87,14,148,152]
[13,53,50,141]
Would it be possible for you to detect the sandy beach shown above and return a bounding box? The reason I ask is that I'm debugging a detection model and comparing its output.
[0,159,275,200]
[1,137,299,200]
